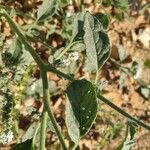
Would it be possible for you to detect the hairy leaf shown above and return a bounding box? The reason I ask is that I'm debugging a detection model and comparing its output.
[37,0,57,21]
[22,122,38,142]
[26,79,58,97]
[65,98,80,143]
[94,13,109,30]
[66,79,97,143]
[11,37,22,63]
[72,11,86,41]
[83,12,110,71]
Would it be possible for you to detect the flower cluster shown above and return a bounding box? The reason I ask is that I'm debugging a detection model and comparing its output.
[62,52,79,66]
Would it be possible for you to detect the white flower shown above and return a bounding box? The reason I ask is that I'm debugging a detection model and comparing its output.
[61,52,79,67]
[0,130,14,144]
[62,59,71,66]
[69,52,79,61]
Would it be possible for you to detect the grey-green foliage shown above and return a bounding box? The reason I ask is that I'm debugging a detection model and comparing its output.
[72,11,86,41]
[66,79,97,143]
[11,37,22,63]
[83,12,110,71]
[13,44,33,82]
[1,36,33,82]
[26,79,58,97]
[37,0,57,22]
[2,37,22,67]
[116,120,138,150]
[22,122,38,142]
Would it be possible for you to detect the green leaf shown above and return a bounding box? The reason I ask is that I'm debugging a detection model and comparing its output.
[11,37,22,62]
[83,12,110,71]
[128,120,138,139]
[13,139,32,150]
[37,0,57,22]
[13,46,33,82]
[5,36,23,65]
[116,120,138,150]
[94,13,109,30]
[26,79,58,96]
[58,0,71,7]
[22,122,38,142]
[103,0,114,5]
[66,79,97,143]
[70,42,85,52]
[72,11,86,41]
[65,98,80,143]
[144,59,150,69]
[114,0,129,10]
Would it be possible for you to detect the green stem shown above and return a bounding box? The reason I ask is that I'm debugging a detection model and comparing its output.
[32,122,41,150]
[124,122,129,140]
[55,41,74,60]
[40,111,48,150]
[110,58,133,75]
[25,33,57,51]
[80,0,84,11]
[41,70,67,150]
[94,70,99,85]
[0,9,45,69]
[45,64,74,81]
[97,94,150,130]
[0,5,35,20]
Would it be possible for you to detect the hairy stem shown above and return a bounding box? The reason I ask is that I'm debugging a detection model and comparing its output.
[55,41,74,61]
[97,94,150,130]
[94,70,99,85]
[41,70,67,150]
[45,64,74,81]
[40,111,48,150]
[32,121,41,149]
